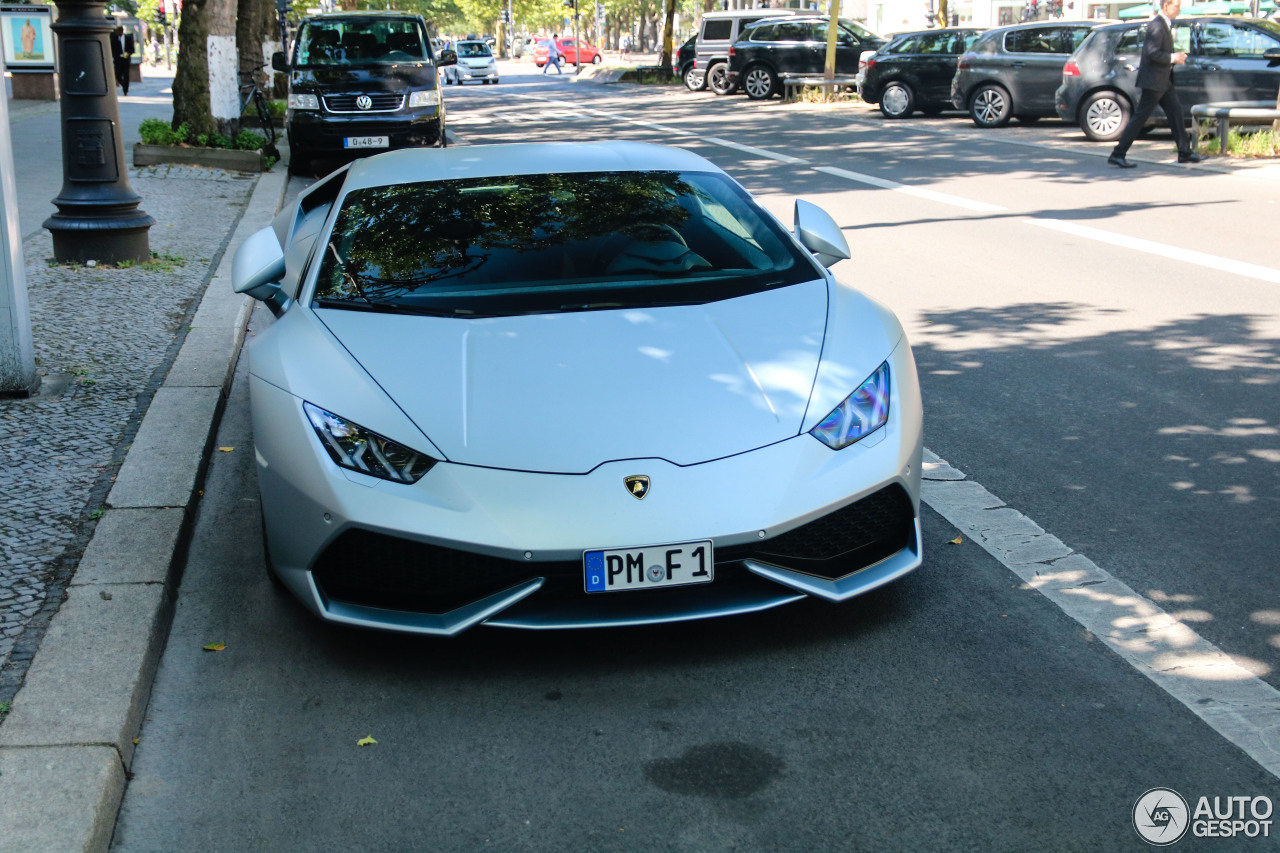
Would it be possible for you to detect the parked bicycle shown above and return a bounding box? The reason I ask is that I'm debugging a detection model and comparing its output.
[239,64,280,160]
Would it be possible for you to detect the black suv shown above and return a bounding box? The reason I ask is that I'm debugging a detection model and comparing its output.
[1056,17,1280,141]
[274,12,457,175]
[693,9,803,95]
[727,16,884,100]
[859,27,986,118]
[950,21,1098,127]
[675,35,702,90]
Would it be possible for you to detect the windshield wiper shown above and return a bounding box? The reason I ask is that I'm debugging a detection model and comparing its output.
[314,299,485,318]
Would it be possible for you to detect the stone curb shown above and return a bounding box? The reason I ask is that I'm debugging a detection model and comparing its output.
[0,165,289,853]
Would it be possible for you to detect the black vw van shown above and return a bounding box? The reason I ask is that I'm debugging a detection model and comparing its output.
[274,12,456,175]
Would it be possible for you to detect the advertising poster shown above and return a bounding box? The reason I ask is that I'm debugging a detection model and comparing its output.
[1,6,55,69]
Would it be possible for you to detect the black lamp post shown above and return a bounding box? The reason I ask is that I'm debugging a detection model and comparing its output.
[42,0,154,264]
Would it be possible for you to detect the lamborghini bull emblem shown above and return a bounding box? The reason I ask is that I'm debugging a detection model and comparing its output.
[624,475,650,500]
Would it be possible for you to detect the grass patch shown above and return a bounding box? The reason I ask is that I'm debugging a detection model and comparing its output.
[1198,127,1280,159]
[0,701,11,718]
[45,251,186,271]
[791,85,861,105]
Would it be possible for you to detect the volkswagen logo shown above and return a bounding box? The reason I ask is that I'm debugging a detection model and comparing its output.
[623,475,650,500]
[355,95,373,110]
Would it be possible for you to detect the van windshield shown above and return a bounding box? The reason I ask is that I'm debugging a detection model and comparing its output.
[295,19,431,66]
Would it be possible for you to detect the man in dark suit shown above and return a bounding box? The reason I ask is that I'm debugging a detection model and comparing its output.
[1108,0,1202,168]
[111,25,134,96]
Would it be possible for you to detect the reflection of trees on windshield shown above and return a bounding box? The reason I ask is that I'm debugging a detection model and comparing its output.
[318,171,703,304]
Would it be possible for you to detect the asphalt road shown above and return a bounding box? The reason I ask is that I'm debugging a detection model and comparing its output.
[110,61,1280,851]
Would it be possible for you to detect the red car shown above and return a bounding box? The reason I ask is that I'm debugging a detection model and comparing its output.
[533,37,603,67]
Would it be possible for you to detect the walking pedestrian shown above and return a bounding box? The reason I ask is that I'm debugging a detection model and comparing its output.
[621,33,631,61]
[111,26,134,95]
[1107,0,1201,168]
[543,35,562,74]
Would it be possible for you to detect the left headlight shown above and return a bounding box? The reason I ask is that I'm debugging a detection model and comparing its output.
[304,402,437,484]
[809,362,890,450]
[408,89,441,108]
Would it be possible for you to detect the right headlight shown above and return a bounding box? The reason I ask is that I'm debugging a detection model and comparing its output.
[304,402,437,484]
[809,362,890,450]
[409,89,441,108]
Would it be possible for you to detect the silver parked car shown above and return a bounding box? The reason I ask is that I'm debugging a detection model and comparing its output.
[232,142,924,636]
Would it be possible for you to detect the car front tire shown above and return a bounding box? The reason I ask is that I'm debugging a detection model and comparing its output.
[684,65,707,91]
[969,83,1012,128]
[592,54,602,64]
[707,62,736,95]
[879,81,915,118]
[1079,90,1130,142]
[742,64,778,100]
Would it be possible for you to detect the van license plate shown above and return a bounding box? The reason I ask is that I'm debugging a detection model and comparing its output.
[344,136,389,149]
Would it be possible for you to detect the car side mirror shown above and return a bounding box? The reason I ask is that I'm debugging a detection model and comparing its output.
[1266,47,1280,68]
[794,199,850,268]
[437,49,458,67]
[272,50,288,72]
[232,226,289,315]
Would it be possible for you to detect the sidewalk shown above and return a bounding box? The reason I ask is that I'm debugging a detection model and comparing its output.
[0,74,288,850]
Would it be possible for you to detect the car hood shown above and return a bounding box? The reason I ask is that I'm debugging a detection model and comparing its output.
[316,280,829,474]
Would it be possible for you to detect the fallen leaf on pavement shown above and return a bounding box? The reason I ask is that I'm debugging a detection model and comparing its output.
[947,535,963,545]
[218,446,235,452]
[357,735,378,747]
[202,642,226,651]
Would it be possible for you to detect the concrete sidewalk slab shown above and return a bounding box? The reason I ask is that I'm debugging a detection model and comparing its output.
[0,746,124,853]
[73,509,185,586]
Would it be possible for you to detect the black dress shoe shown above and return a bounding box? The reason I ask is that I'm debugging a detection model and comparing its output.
[1108,154,1135,169]
[1178,152,1203,163]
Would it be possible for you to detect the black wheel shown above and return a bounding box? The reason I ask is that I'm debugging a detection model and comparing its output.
[742,64,778,100]
[969,84,1012,128]
[879,81,915,119]
[683,65,706,91]
[707,62,736,96]
[592,53,602,64]
[1079,90,1130,142]
[287,149,311,176]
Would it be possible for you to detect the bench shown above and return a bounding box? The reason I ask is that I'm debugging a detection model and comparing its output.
[782,75,860,102]
[1190,100,1280,154]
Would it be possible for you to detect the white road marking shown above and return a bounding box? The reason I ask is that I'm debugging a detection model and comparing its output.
[814,165,1008,212]
[921,449,1280,780]
[1029,218,1280,286]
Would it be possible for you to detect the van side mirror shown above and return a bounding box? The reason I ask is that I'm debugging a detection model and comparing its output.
[272,50,288,72]
[232,226,289,315]
[794,199,850,268]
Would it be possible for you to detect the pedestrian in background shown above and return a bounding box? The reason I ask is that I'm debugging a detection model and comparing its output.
[1108,0,1201,168]
[621,33,632,61]
[111,26,134,95]
[543,35,562,74]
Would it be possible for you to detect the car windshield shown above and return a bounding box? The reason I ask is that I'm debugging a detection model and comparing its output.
[295,19,429,65]
[314,170,819,317]
[457,41,492,57]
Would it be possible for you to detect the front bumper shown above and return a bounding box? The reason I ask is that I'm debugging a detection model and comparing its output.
[287,106,445,156]
[251,342,924,635]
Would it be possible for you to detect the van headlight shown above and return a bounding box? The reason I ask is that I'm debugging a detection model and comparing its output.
[409,89,441,108]
[288,93,320,110]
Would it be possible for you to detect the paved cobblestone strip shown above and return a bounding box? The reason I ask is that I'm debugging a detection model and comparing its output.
[0,165,257,699]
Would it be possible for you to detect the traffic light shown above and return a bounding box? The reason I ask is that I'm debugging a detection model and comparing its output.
[500,9,511,22]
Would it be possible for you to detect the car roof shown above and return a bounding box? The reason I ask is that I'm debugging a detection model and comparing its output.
[302,11,423,19]
[341,142,723,192]
[1087,14,1272,30]
[981,19,1103,33]
[701,8,801,18]
[887,26,985,38]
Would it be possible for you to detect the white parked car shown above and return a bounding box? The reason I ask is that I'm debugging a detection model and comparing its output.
[231,142,924,636]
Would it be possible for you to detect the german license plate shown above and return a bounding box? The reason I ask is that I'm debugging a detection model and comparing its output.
[584,541,713,593]
[344,136,388,149]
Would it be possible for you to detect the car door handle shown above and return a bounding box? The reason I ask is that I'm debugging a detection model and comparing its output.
[1011,61,1026,68]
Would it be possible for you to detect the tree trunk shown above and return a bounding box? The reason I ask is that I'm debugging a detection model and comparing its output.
[173,0,239,137]
[823,0,838,79]
[658,0,676,69]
